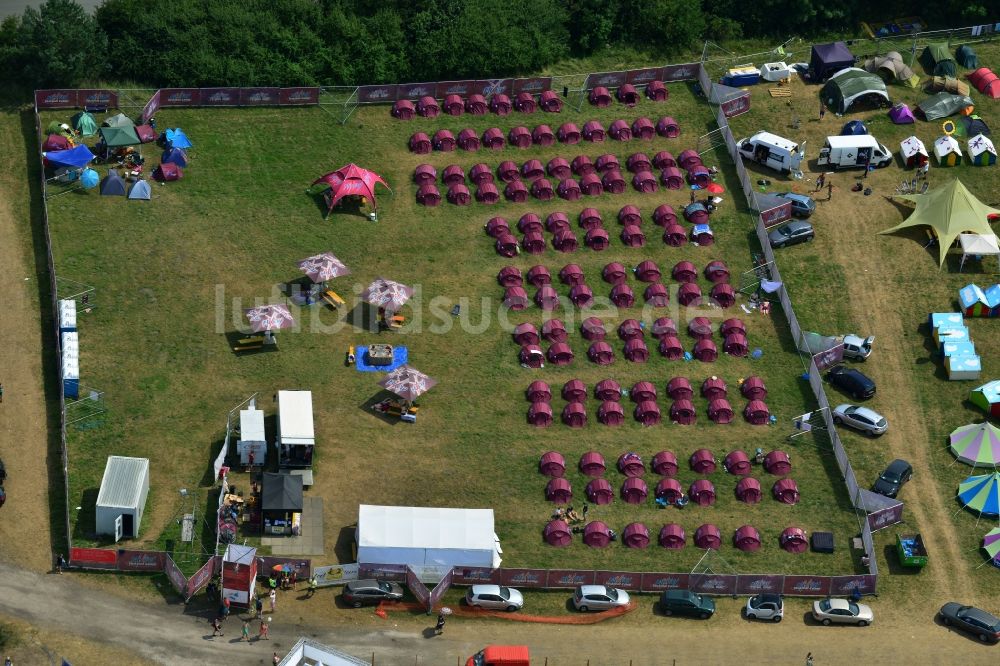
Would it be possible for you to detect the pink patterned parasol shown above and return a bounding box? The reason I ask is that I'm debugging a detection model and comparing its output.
[362,278,414,313]
[244,304,295,332]
[298,252,350,282]
[378,365,437,402]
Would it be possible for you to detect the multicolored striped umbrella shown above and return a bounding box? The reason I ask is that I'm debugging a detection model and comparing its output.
[983,527,1000,564]
[958,472,1000,517]
[244,304,295,332]
[297,252,350,283]
[950,422,1000,467]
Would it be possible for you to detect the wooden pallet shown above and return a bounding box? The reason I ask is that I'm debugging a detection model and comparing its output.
[768,88,792,98]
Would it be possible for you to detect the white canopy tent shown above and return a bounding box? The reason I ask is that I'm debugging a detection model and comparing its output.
[236,406,266,465]
[959,233,1000,271]
[357,504,502,568]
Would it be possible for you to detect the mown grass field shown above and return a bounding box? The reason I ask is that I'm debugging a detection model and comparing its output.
[45,77,874,578]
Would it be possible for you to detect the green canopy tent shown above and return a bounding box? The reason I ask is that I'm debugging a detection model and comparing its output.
[956,44,978,69]
[98,125,141,147]
[72,111,98,137]
[880,179,1000,267]
[102,112,135,129]
[918,92,974,121]
[920,43,957,77]
[820,68,890,114]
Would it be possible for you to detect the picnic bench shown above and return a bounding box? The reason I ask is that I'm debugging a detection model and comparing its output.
[233,335,265,352]
[322,289,346,310]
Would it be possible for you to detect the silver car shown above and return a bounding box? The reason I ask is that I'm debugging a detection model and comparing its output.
[812,598,874,626]
[465,584,524,612]
[833,404,888,436]
[572,584,631,612]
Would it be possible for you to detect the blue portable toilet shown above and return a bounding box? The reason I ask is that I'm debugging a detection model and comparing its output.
[841,120,868,135]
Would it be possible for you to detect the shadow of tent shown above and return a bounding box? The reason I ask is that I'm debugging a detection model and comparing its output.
[73,487,100,541]
[347,301,381,333]
[334,524,358,562]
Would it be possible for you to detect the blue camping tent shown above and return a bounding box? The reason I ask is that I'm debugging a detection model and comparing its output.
[162,147,188,168]
[128,180,151,200]
[841,120,868,135]
[165,128,192,149]
[99,170,127,196]
[43,145,95,169]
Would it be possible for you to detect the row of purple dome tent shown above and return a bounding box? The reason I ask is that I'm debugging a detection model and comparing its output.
[539,448,791,477]
[503,282,736,310]
[530,376,767,405]
[544,475,800,506]
[527,395,768,425]
[407,118,680,153]
[542,521,808,553]
[500,260,730,287]
[391,84,669,120]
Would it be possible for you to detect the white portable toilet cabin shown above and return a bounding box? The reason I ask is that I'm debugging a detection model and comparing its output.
[237,402,266,465]
[95,456,150,541]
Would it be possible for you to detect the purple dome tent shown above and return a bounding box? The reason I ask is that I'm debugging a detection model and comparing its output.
[889,102,915,124]
[687,166,712,188]
[631,381,657,402]
[494,233,519,257]
[539,90,563,112]
[482,127,506,150]
[590,86,613,107]
[527,400,552,425]
[656,116,680,138]
[701,377,727,400]
[579,173,603,196]
[705,260,730,283]
[678,149,702,170]
[466,94,487,115]
[632,117,656,140]
[521,231,545,254]
[623,522,650,548]
[744,400,770,425]
[627,153,653,173]
[416,183,441,206]
[741,376,767,400]
[532,124,555,147]
[659,523,686,549]
[683,202,709,224]
[413,164,437,185]
[656,479,683,504]
[544,519,571,546]
[711,284,736,309]
[558,179,582,201]
[709,399,734,424]
[526,264,551,286]
[546,477,572,504]
[621,225,646,247]
[695,524,721,550]
[583,520,612,545]
[618,457,646,482]
[522,159,545,180]
[598,400,625,425]
[690,449,716,474]
[677,282,702,307]
[569,284,594,307]
[442,164,466,186]
[547,212,571,233]
[588,341,615,365]
[508,126,532,148]
[583,120,606,142]
[498,160,520,182]
[688,317,713,339]
[644,283,669,307]
[409,132,432,154]
[458,128,480,151]
[433,129,457,151]
[734,525,761,552]
[562,379,587,403]
[724,333,749,358]
[561,401,586,427]
[513,322,539,345]
[553,229,579,252]
[617,84,639,105]
[581,317,607,341]
[417,96,439,117]
[660,167,684,190]
[602,262,626,284]
[621,478,649,504]
[535,286,561,310]
[490,94,512,115]
[689,479,716,506]
[470,163,494,186]
[559,263,585,285]
[672,261,698,283]
[764,451,792,476]
[595,378,621,401]
[504,286,529,310]
[653,204,677,226]
[780,527,808,553]
[652,451,678,477]
[772,478,800,504]
[618,319,644,341]
[632,171,658,193]
[652,317,677,339]
[602,169,627,194]
[635,260,661,282]
[736,477,762,504]
[693,339,718,362]
[659,336,683,359]
[662,224,687,247]
[572,155,596,176]
[392,99,415,119]
[541,318,567,342]
[667,376,693,400]
[720,318,746,337]
[724,450,751,475]
[476,182,500,204]
[548,343,575,366]
[618,204,642,225]
[514,92,536,113]
[585,227,610,250]
[671,400,697,426]
[504,180,529,202]
[609,119,632,141]
[520,344,545,368]
[610,283,634,307]
[526,380,551,402]
[579,451,607,477]
[634,399,660,424]
[653,151,676,169]
[586,481,614,506]
[443,94,464,116]
[558,122,581,144]
[647,80,668,101]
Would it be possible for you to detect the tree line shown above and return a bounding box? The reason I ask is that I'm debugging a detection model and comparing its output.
[0,0,992,90]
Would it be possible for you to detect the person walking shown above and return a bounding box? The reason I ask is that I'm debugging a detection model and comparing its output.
[273,653,280,666]
[582,503,589,520]
[819,102,826,121]
[805,653,814,666]
[434,613,446,635]
[258,618,270,641]
[307,575,318,598]
[55,553,66,573]
[241,621,250,643]
[827,181,833,201]
[254,595,263,619]
[815,173,825,192]
[269,588,277,613]
[211,617,224,637]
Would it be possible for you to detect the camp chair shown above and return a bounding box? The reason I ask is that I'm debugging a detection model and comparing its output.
[920,181,929,194]
[233,335,265,352]
[923,228,938,248]
[322,289,345,310]
[379,313,405,330]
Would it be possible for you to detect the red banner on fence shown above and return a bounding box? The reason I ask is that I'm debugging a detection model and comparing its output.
[397,82,436,101]
[830,575,877,596]
[163,555,187,596]
[116,549,166,572]
[662,63,699,82]
[358,563,408,581]
[35,89,78,109]
[356,84,398,104]
[736,574,784,595]
[239,87,280,106]
[584,71,628,90]
[278,87,320,105]
[185,556,219,600]
[141,90,161,124]
[435,80,481,98]
[721,91,751,118]
[545,569,594,589]
[626,67,664,85]
[477,79,513,97]
[594,570,642,590]
[782,575,831,597]
[512,77,551,94]
[406,567,430,608]
[427,568,453,609]
[499,568,546,588]
[200,87,240,106]
[639,572,689,592]
[690,574,738,595]
[69,547,117,568]
[78,89,117,109]
[159,88,202,107]
[452,567,501,585]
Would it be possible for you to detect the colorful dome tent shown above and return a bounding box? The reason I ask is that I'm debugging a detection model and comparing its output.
[128,180,151,201]
[656,478,683,504]
[470,163,494,186]
[689,317,713,340]
[160,146,188,168]
[547,211,571,232]
[580,451,607,477]
[497,160,520,182]
[515,92,536,113]
[546,478,573,504]
[618,319,644,341]
[597,154,621,173]
[527,265,552,287]
[532,125,556,147]
[583,521,612,546]
[553,229,579,252]
[527,401,552,425]
[734,525,762,552]
[623,522,650,548]
[630,381,656,402]
[621,225,645,247]
[508,126,532,148]
[821,68,891,114]
[572,156,596,178]
[652,317,677,339]
[588,341,615,365]
[460,94,484,115]
[71,110,98,136]
[518,214,542,234]
[447,183,471,205]
[899,136,929,167]
[417,184,441,206]
[740,376,767,401]
[627,153,652,173]
[653,151,676,170]
[810,41,856,82]
[956,44,978,69]
[709,399,735,424]
[609,119,632,141]
[659,523,685,549]
[548,343,575,366]
[495,233,519,256]
[736,477,762,504]
[652,451,678,477]
[635,260,661,282]
[581,317,607,341]
[780,527,808,553]
[505,180,529,203]
[724,333,749,357]
[660,166,684,190]
[416,96,439,117]
[663,224,687,247]
[704,260,730,283]
[686,165,712,188]
[579,173,603,196]
[535,286,560,310]
[513,323,538,346]
[539,90,563,112]
[689,479,716,506]
[889,103,916,124]
[43,134,70,151]
[653,204,677,226]
[862,52,920,88]
[458,128,481,151]
[632,117,656,140]
[621,477,649,503]
[744,400,770,425]
[690,449,716,474]
[432,129,456,151]
[644,283,669,307]
[617,84,639,105]
[569,284,593,306]
[632,171,658,192]
[684,202,710,224]
[479,128,504,151]
[764,450,792,476]
[968,135,997,166]
[667,377,693,400]
[616,206,640,228]
[647,80,668,101]
[583,120,605,142]
[693,339,718,362]
[490,94,512,115]
[562,379,588,403]
[724,450,751,475]
[442,94,464,116]
[610,283,634,307]
[773,478,800,504]
[313,163,391,218]
[590,86,613,107]
[595,378,622,401]
[559,263,585,285]
[634,399,660,424]
[548,157,572,180]
[544,519,571,547]
[670,399,696,425]
[100,170,127,196]
[656,116,680,138]
[918,92,975,121]
[413,163,437,185]
[921,43,957,77]
[562,401,586,427]
[677,149,702,170]
[602,169,627,194]
[721,318,746,338]
[658,336,683,359]
[504,286,530,310]
[598,400,625,425]
[934,135,963,166]
[526,380,551,402]
[968,68,1000,99]
[521,159,544,180]
[586,480,614,505]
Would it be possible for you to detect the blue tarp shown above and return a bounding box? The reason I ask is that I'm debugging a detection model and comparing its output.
[355,346,409,372]
[43,145,95,168]
[165,128,192,149]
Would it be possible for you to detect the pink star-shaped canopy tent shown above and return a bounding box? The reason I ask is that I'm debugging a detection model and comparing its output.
[313,163,391,218]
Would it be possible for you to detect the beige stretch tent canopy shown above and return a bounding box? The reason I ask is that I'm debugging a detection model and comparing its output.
[880,180,1000,267]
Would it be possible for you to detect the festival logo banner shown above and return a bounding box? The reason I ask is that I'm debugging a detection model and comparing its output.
[512,77,552,94]
[782,575,831,597]
[200,88,240,106]
[499,568,546,588]
[736,574,784,595]
[594,570,642,590]
[584,71,628,90]
[116,550,166,572]
[544,569,595,588]
[314,563,360,587]
[239,87,280,106]
[830,575,877,596]
[396,82,436,101]
[476,79,513,97]
[78,89,117,109]
[639,572,689,592]
[451,567,501,585]
[358,563,407,581]
[159,88,201,107]
[185,556,219,600]
[435,80,476,98]
[35,90,77,109]
[357,85,398,104]
[163,555,188,596]
[627,68,664,85]
[690,574,737,595]
[278,87,320,105]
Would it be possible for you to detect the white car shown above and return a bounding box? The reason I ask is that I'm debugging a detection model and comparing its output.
[812,598,874,626]
[465,585,524,612]
[833,404,888,436]
[745,593,784,622]
[572,585,630,612]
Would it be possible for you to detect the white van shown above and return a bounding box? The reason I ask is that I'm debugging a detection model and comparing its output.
[738,131,805,174]
[817,135,893,170]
